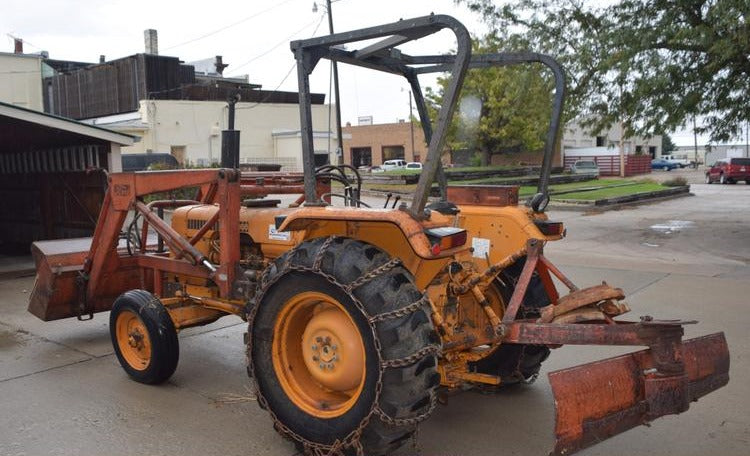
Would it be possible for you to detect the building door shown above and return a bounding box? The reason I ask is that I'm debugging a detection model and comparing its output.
[170,145,186,166]
[351,147,372,168]
[382,145,405,162]
[649,146,657,158]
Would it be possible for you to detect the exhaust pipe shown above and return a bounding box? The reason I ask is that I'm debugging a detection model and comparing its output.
[221,94,241,168]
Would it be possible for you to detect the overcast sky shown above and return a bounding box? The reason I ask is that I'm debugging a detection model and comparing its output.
[1,0,484,126]
[2,0,741,147]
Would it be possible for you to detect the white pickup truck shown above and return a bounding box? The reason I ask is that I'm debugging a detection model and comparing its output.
[661,155,691,168]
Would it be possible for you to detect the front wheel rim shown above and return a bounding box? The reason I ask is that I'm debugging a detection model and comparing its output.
[115,309,152,371]
[272,291,367,419]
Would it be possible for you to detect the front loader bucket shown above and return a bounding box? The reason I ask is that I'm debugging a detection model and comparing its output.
[549,332,729,456]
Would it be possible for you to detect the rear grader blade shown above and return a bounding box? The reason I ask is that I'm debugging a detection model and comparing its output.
[549,332,729,455]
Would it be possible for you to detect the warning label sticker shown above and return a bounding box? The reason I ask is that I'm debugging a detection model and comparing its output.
[268,224,291,241]
[471,237,491,259]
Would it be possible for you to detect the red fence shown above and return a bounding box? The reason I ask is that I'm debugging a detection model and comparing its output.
[565,155,652,177]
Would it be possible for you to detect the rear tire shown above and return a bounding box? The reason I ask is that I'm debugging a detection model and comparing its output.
[249,237,440,456]
[705,174,711,184]
[720,174,726,184]
[469,259,551,386]
[110,290,179,384]
[663,166,669,171]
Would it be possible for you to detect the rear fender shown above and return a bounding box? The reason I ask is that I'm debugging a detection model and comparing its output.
[277,207,461,288]
[456,205,559,265]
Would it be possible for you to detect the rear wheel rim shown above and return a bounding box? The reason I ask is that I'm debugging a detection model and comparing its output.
[272,291,367,419]
[115,309,152,371]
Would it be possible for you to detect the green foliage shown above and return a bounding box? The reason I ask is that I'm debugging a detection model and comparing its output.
[456,0,750,143]
[661,133,677,154]
[662,176,688,187]
[469,152,483,167]
[425,34,554,165]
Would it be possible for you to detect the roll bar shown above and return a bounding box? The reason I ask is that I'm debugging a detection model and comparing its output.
[291,14,566,216]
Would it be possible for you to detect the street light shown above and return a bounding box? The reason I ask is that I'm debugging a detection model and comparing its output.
[313,1,344,165]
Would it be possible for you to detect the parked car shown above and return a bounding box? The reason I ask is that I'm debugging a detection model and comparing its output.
[569,160,600,175]
[705,157,750,184]
[381,159,407,171]
[651,158,679,171]
[661,155,691,168]
[405,162,423,170]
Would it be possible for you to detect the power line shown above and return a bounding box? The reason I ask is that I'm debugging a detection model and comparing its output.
[161,0,296,51]
[236,15,327,111]
[231,15,324,73]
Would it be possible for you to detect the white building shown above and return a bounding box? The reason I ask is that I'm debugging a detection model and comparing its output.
[563,120,662,158]
[87,100,340,171]
[675,143,750,165]
[0,52,44,111]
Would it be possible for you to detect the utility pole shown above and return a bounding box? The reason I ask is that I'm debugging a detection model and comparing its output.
[324,1,343,165]
[619,120,625,177]
[693,115,698,165]
[409,90,415,161]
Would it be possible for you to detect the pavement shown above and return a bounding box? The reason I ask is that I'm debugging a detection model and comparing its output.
[1,176,749,456]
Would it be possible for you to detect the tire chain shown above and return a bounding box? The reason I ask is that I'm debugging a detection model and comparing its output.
[246,237,439,456]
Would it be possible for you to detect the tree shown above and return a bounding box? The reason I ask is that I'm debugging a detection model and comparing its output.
[661,133,677,154]
[425,34,555,165]
[457,0,750,143]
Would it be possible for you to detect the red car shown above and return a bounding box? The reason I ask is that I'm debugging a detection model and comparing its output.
[705,157,750,184]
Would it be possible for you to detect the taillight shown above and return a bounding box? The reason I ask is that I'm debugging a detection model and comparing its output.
[534,220,565,237]
[425,227,468,254]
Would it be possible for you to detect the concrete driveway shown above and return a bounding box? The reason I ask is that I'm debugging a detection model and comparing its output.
[1,182,748,456]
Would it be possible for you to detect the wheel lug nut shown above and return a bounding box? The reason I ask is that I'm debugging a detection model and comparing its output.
[319,363,325,370]
[312,355,319,361]
[315,336,323,343]
[311,345,318,351]
[331,345,337,350]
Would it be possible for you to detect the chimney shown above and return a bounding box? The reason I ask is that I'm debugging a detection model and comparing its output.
[99,55,106,63]
[13,38,23,54]
[214,56,228,76]
[144,29,158,55]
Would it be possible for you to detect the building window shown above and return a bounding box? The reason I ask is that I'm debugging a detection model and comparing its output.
[382,145,405,162]
[635,145,643,154]
[596,136,605,147]
[351,147,372,168]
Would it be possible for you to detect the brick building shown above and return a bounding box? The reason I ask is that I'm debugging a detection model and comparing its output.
[342,121,426,168]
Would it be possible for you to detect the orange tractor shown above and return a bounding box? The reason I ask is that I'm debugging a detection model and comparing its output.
[28,15,728,456]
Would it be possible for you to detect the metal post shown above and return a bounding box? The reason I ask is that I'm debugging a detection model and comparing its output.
[221,94,240,168]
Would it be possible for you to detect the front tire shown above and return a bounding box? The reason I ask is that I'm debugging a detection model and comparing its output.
[705,174,712,184]
[110,290,179,384]
[720,174,727,184]
[248,237,440,455]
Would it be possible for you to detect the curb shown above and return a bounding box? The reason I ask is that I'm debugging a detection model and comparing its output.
[549,186,691,210]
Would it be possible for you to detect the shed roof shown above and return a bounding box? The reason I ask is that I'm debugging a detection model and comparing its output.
[0,100,136,152]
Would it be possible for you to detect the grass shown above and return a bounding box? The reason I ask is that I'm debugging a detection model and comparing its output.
[379,164,514,176]
[553,182,667,200]
[362,177,673,202]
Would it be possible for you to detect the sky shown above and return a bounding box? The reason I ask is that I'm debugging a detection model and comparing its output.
[2,0,743,148]
[1,0,485,128]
